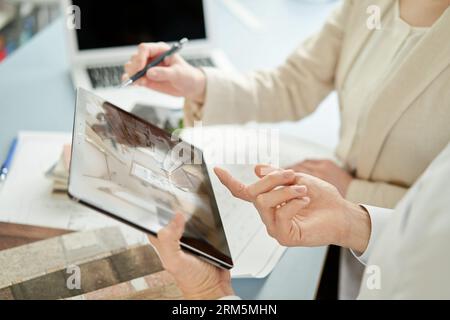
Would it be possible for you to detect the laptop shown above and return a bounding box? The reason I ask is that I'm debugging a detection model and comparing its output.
[68,88,234,269]
[63,0,233,109]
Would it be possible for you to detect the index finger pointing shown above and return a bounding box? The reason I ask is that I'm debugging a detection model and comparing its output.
[214,167,253,202]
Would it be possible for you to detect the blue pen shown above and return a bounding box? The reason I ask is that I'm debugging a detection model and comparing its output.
[0,138,18,183]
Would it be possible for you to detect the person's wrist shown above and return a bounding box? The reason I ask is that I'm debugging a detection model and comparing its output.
[181,281,234,300]
[339,175,353,196]
[188,67,206,104]
[339,201,371,254]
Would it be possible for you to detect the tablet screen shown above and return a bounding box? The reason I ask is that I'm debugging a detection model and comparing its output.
[69,89,232,268]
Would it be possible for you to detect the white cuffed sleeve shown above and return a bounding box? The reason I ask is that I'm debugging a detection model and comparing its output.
[351,205,392,265]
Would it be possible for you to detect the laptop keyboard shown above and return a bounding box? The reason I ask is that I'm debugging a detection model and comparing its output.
[87,56,216,89]
[87,65,125,89]
[185,56,215,68]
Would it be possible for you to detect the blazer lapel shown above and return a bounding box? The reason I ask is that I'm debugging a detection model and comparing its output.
[336,0,395,87]
[357,8,450,179]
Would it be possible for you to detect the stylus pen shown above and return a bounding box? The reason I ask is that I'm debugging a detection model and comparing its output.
[119,38,189,88]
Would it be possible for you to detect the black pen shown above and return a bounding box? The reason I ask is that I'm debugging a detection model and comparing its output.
[119,38,189,88]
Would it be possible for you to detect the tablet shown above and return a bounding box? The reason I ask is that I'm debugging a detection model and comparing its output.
[68,88,233,269]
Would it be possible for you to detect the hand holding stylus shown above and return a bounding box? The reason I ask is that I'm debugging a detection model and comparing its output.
[123,40,207,103]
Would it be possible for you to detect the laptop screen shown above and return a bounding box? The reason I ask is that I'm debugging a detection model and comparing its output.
[72,0,207,51]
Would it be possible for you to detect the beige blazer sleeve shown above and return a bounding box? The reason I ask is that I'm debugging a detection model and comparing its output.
[183,0,352,126]
[346,179,408,209]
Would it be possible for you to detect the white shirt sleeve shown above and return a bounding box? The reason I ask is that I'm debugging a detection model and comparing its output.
[351,205,393,265]
[219,205,393,300]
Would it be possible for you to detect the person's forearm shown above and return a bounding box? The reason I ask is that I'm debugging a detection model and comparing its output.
[340,201,372,254]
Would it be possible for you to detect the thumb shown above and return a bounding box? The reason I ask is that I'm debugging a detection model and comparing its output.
[146,66,177,82]
[275,197,310,234]
[153,212,185,256]
[254,164,281,178]
[164,212,185,242]
[170,212,186,238]
[150,213,186,276]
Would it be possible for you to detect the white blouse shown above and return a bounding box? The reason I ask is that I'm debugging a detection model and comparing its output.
[339,2,430,170]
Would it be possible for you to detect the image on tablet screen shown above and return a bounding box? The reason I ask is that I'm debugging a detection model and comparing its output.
[70,90,231,263]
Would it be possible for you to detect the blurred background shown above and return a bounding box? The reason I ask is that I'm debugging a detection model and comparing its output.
[0,0,59,62]
[0,0,337,63]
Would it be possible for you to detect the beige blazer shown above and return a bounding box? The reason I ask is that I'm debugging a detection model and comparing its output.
[184,0,450,208]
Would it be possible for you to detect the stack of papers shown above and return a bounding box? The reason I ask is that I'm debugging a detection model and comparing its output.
[45,144,71,193]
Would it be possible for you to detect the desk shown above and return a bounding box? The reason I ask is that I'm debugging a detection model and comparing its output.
[0,0,339,299]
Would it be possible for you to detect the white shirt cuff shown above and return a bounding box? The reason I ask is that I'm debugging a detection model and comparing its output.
[351,205,392,265]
